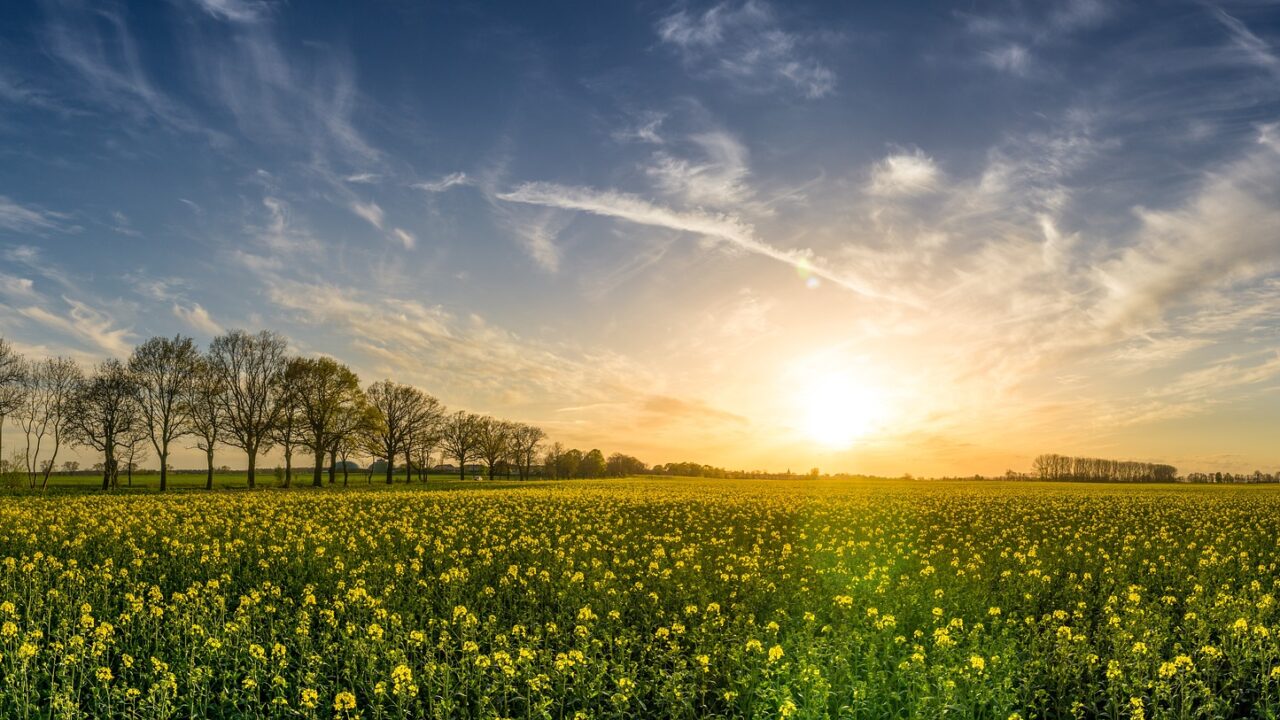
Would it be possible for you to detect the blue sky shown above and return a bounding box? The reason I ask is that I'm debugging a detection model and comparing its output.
[2,0,1280,474]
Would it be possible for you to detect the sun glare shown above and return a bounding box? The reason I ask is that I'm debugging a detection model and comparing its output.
[798,372,886,449]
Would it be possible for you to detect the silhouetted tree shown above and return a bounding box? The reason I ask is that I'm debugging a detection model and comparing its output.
[476,416,513,481]
[605,452,646,477]
[510,424,546,481]
[1031,453,1177,482]
[440,411,482,482]
[331,401,374,487]
[402,397,443,484]
[579,449,606,478]
[183,357,225,490]
[67,360,139,490]
[270,372,304,488]
[363,380,440,485]
[208,330,287,488]
[119,423,148,487]
[15,356,81,490]
[129,335,198,492]
[286,357,362,488]
[409,412,443,483]
[543,441,564,480]
[559,448,583,479]
[0,339,26,470]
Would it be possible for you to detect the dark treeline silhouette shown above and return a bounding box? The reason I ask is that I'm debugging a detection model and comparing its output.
[1181,471,1280,484]
[646,461,809,480]
[4,332,765,490]
[1031,453,1178,482]
[0,332,573,491]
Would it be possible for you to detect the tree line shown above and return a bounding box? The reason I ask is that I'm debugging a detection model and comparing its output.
[0,333,565,491]
[1181,471,1280,484]
[1030,453,1178,482]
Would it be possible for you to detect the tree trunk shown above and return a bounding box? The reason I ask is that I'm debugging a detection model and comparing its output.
[459,459,465,482]
[341,456,349,486]
[102,451,111,491]
[329,447,337,484]
[385,449,394,484]
[313,446,324,488]
[488,462,496,482]
[404,448,412,484]
[127,462,133,486]
[247,450,256,489]
[206,449,214,490]
[284,445,293,488]
[159,450,168,492]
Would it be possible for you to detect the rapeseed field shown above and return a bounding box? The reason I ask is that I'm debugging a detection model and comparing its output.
[1,479,1278,719]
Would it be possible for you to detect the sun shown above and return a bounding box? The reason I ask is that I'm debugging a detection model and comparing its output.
[797,372,886,449]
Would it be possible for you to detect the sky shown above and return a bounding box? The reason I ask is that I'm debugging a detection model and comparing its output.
[2,0,1280,476]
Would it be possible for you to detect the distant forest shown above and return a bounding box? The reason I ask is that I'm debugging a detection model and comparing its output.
[1025,453,1280,484]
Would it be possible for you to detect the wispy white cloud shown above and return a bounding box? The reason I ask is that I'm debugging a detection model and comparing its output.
[350,200,385,230]
[647,130,751,207]
[172,302,224,335]
[0,68,67,112]
[506,209,564,273]
[41,2,213,139]
[413,172,471,193]
[983,44,1031,76]
[612,111,666,145]
[1094,129,1280,334]
[867,149,943,197]
[964,0,1111,78]
[657,0,835,99]
[248,196,322,260]
[189,0,271,24]
[497,182,908,304]
[178,7,380,166]
[256,273,658,416]
[391,227,416,250]
[344,173,382,184]
[110,210,141,237]
[0,195,67,232]
[1154,351,1280,400]
[18,297,133,358]
[1214,8,1280,78]
[0,273,38,301]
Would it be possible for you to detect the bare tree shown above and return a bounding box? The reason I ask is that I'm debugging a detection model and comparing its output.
[183,357,225,490]
[439,411,482,482]
[510,424,546,481]
[364,381,441,485]
[330,401,373,486]
[0,339,27,469]
[286,357,362,488]
[402,398,443,484]
[15,357,82,490]
[417,415,448,481]
[120,423,149,487]
[208,330,287,488]
[67,360,140,491]
[543,441,565,480]
[129,335,198,492]
[475,416,514,481]
[269,376,304,488]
